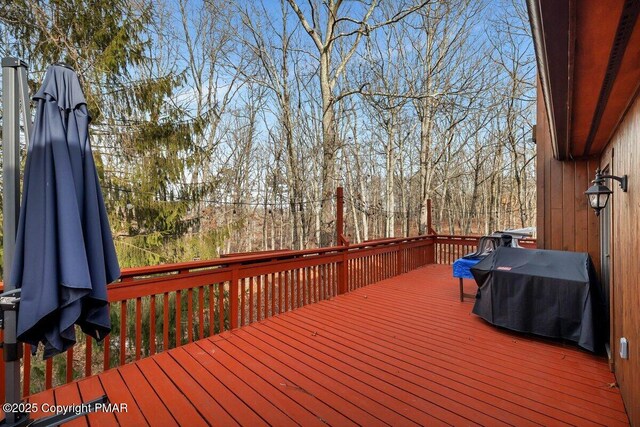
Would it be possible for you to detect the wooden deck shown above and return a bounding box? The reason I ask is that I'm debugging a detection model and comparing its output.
[26,264,628,426]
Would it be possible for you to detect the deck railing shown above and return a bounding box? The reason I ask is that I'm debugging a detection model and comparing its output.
[1,232,538,398]
[2,234,434,398]
[433,234,537,264]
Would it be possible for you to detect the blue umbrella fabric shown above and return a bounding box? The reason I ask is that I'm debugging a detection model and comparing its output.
[9,64,120,358]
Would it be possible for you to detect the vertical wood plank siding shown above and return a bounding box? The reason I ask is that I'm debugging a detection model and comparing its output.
[601,91,640,425]
[536,81,601,274]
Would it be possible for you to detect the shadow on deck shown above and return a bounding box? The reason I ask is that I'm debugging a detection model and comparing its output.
[26,264,628,426]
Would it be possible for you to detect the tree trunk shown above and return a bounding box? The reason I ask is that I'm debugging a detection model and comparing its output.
[319,53,338,246]
[418,106,434,234]
[385,115,396,237]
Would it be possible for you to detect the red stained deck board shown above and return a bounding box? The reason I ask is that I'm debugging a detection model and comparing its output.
[209,335,358,426]
[151,351,238,426]
[116,362,177,426]
[239,326,442,426]
[24,264,628,426]
[227,330,383,426]
[167,347,264,426]
[26,387,55,421]
[53,383,88,427]
[299,294,627,416]
[266,313,544,426]
[344,275,620,384]
[250,321,486,426]
[76,376,118,427]
[371,282,615,378]
[180,341,297,426]
[97,369,149,426]
[290,302,623,426]
[135,358,208,427]
[192,339,329,427]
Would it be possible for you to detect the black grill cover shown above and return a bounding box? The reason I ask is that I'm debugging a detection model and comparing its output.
[470,247,607,352]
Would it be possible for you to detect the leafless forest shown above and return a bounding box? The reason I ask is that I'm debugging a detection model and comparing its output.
[0,0,536,267]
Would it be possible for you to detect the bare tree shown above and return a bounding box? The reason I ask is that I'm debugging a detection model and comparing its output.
[400,0,486,234]
[285,0,428,245]
[238,0,307,248]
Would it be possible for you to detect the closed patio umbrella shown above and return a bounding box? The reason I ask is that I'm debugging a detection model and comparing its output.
[9,63,120,358]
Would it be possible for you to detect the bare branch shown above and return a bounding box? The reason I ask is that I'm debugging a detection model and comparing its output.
[286,0,324,51]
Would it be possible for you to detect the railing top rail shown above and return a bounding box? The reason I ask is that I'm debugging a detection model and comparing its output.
[0,234,436,291]
[118,234,435,280]
[434,233,536,241]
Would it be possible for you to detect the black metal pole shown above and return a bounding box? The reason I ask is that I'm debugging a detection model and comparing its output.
[1,56,29,427]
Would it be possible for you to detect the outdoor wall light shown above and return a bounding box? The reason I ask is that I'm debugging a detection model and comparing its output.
[585,169,628,216]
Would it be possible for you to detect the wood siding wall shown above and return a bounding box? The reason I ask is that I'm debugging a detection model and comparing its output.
[536,82,601,274]
[537,75,639,424]
[601,92,640,426]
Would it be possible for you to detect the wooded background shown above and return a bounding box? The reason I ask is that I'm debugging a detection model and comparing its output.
[0,0,536,269]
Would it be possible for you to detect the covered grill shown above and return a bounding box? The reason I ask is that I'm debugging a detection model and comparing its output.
[471,247,608,352]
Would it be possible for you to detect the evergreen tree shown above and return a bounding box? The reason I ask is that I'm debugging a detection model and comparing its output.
[0,0,209,267]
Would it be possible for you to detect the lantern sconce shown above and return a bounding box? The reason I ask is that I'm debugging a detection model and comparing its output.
[584,169,628,216]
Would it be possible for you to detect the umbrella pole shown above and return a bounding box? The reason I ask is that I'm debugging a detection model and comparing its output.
[1,57,29,427]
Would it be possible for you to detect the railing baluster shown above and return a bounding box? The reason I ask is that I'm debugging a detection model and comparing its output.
[45,358,53,390]
[321,265,326,300]
[23,346,30,396]
[66,344,74,384]
[303,267,308,305]
[135,297,142,360]
[85,337,92,378]
[384,252,388,279]
[187,288,194,343]
[150,294,156,355]
[208,284,214,336]
[286,271,291,312]
[198,287,204,339]
[103,333,110,372]
[270,273,275,316]
[277,271,283,314]
[362,256,366,286]
[230,269,239,329]
[307,267,312,303]
[163,292,169,351]
[332,262,336,296]
[314,265,318,301]
[325,263,330,298]
[218,282,225,332]
[382,253,386,279]
[384,252,393,279]
[257,276,263,321]
[120,300,127,366]
[175,291,182,347]
[249,277,255,324]
[297,269,302,307]
[240,278,246,325]
[351,258,355,290]
[331,261,336,296]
